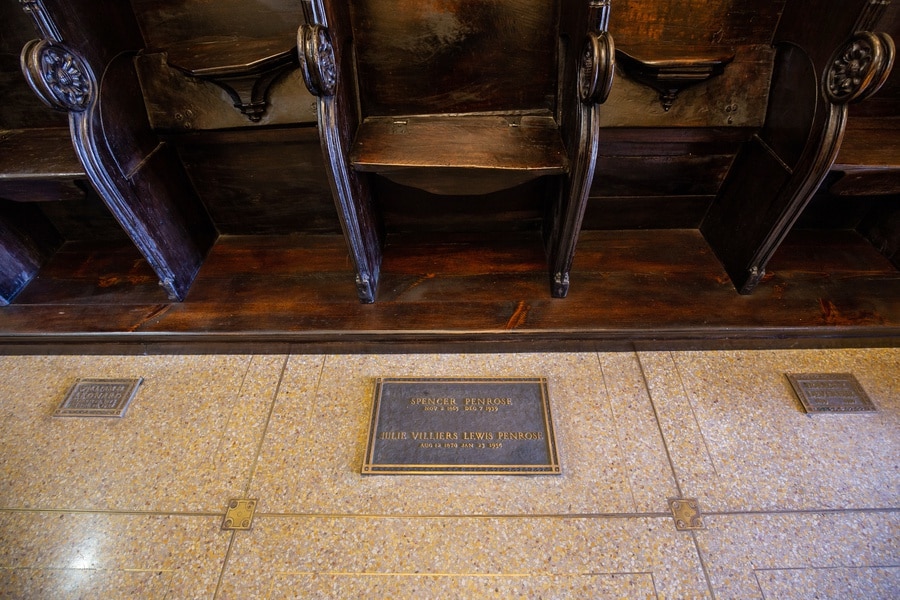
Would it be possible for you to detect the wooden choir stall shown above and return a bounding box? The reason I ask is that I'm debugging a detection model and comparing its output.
[0,0,897,352]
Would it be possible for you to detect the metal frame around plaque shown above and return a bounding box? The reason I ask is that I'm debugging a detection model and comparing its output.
[362,377,560,475]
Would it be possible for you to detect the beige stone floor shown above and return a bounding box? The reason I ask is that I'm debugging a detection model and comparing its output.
[0,348,897,599]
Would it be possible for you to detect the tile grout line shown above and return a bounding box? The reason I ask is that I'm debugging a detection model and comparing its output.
[305,355,328,435]
[595,353,639,512]
[212,531,237,600]
[252,511,673,519]
[690,530,718,600]
[753,564,900,572]
[211,356,256,466]
[636,349,719,599]
[752,569,768,600]
[633,348,684,498]
[0,507,223,517]
[212,354,289,600]
[669,351,719,477]
[265,570,659,578]
[705,507,900,516]
[242,354,291,497]
[2,505,894,519]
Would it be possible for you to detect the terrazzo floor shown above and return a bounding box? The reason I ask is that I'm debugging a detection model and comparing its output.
[0,348,897,599]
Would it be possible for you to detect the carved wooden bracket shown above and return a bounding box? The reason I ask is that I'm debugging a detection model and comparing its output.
[166,39,299,122]
[615,45,735,111]
[18,0,217,301]
[701,10,895,296]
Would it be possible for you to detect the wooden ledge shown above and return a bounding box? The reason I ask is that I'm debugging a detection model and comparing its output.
[0,128,83,181]
[350,114,569,195]
[615,44,735,111]
[163,36,298,122]
[830,117,900,196]
[164,36,296,77]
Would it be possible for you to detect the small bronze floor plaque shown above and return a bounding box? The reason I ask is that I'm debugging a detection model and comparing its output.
[363,377,560,475]
[786,373,876,414]
[222,499,257,530]
[53,378,143,418]
[668,498,704,531]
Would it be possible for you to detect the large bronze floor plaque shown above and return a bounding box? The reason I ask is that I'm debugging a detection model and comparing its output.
[53,378,143,417]
[786,373,877,414]
[363,378,560,475]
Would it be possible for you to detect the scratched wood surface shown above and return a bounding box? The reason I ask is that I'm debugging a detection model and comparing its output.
[2,230,897,351]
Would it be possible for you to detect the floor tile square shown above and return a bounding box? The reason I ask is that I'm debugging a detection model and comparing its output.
[249,353,678,516]
[0,511,229,599]
[218,515,710,599]
[696,511,899,600]
[0,354,287,512]
[639,348,900,511]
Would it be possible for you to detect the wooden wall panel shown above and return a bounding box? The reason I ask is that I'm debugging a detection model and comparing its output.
[611,0,785,46]
[129,0,303,49]
[349,0,559,116]
[375,177,548,234]
[171,128,340,235]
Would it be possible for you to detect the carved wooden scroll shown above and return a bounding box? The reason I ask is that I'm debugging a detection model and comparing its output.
[19,0,216,301]
[299,0,383,303]
[701,0,895,294]
[547,0,615,297]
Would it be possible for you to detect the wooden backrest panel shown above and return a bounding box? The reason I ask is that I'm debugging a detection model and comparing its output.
[349,0,560,117]
[611,0,785,46]
[130,0,303,49]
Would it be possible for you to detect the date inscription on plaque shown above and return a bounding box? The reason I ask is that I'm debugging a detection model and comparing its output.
[362,377,560,475]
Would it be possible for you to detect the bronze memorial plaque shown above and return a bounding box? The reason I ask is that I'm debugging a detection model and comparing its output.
[54,378,143,418]
[786,373,877,414]
[363,377,560,475]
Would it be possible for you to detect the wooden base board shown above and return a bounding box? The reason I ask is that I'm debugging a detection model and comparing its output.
[1,229,897,354]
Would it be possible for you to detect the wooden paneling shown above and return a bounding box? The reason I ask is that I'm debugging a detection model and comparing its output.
[171,127,339,235]
[349,0,559,116]
[611,0,786,46]
[376,178,548,234]
[0,200,61,305]
[0,0,896,348]
[129,0,302,50]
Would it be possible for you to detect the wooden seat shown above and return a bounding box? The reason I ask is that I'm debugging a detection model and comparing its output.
[299,0,614,302]
[350,114,569,195]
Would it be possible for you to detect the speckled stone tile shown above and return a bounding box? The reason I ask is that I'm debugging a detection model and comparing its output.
[638,348,900,511]
[217,515,710,599]
[0,511,229,599]
[249,353,676,516]
[695,511,900,600]
[753,566,899,599]
[0,567,170,599]
[0,354,289,512]
[263,572,655,599]
[600,352,679,513]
